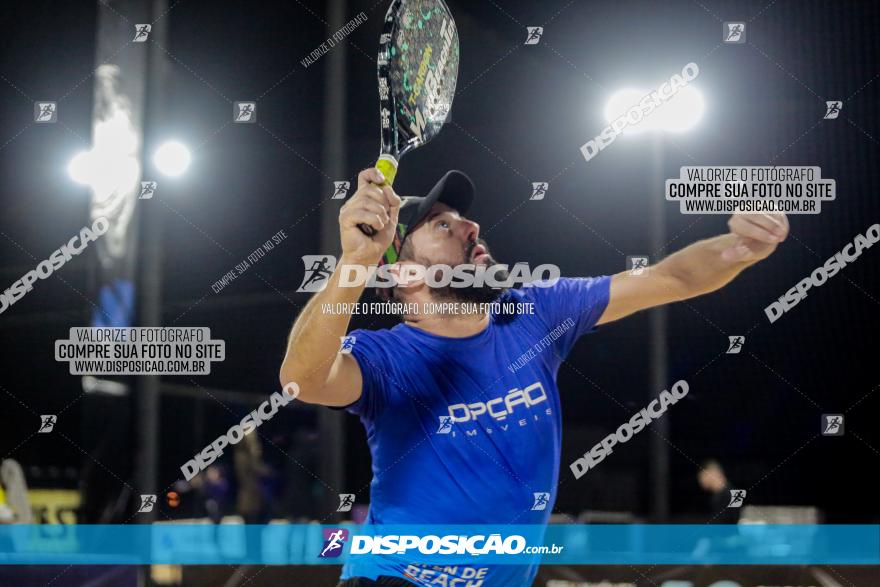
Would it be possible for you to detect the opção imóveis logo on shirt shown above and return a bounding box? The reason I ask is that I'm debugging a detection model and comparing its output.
[441,381,551,437]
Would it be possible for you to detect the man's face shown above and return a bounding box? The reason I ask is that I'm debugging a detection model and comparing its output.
[398,202,507,304]
[406,203,492,267]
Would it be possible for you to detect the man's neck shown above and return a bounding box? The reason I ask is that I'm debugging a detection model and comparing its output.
[403,308,490,338]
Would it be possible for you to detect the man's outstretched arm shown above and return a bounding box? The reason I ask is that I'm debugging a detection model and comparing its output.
[597,213,789,325]
[279,167,401,405]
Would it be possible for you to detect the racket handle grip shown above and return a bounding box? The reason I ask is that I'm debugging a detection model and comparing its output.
[357,155,399,237]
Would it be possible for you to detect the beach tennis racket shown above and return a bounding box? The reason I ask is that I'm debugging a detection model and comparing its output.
[357,0,461,238]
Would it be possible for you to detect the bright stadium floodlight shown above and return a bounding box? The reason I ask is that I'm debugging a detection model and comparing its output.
[604,85,704,135]
[66,148,140,196]
[67,108,141,200]
[67,151,94,185]
[153,141,191,177]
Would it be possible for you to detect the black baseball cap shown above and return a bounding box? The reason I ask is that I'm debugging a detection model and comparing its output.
[382,170,475,264]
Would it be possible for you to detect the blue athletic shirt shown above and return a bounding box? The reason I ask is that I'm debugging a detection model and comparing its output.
[338,276,611,587]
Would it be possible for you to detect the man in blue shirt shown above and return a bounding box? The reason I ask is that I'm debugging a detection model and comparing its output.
[280,167,789,586]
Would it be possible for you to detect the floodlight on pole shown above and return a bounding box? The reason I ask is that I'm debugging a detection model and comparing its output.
[601,78,704,523]
[153,141,191,177]
[604,86,705,135]
[66,107,141,199]
[67,151,94,185]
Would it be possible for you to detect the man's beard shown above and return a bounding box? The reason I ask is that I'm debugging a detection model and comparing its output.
[427,239,509,305]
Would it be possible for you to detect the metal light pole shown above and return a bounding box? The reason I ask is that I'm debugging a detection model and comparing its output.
[648,134,669,521]
[135,0,171,521]
[318,0,349,522]
[604,86,704,522]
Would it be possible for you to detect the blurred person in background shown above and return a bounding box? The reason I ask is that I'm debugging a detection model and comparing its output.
[234,434,272,561]
[190,464,232,524]
[698,460,740,524]
[0,459,30,524]
[234,433,271,524]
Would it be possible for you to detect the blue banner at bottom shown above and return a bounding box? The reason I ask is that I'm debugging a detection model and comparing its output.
[0,524,877,565]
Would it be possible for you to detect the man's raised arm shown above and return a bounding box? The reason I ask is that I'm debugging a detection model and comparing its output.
[278,168,401,406]
[598,213,789,325]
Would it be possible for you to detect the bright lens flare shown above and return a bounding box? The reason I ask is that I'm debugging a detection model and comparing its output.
[66,109,142,199]
[153,141,192,177]
[67,151,94,185]
[604,86,704,134]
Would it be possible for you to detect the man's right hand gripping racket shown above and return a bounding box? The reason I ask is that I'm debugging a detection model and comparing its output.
[357,0,461,241]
